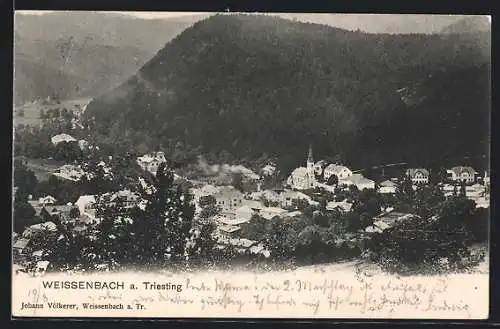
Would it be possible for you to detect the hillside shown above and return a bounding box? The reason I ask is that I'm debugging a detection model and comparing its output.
[85,14,491,174]
[440,16,491,34]
[14,12,209,104]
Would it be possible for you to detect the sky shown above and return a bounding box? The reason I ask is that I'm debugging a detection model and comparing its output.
[18,10,490,21]
[16,11,491,34]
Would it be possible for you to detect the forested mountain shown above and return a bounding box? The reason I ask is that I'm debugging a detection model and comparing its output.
[14,12,208,104]
[84,14,491,174]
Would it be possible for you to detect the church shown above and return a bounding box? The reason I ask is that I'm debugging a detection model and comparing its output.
[286,144,317,190]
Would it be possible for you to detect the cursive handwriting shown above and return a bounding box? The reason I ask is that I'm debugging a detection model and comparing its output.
[17,274,480,318]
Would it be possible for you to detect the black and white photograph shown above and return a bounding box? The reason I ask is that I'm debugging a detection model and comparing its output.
[11,11,490,319]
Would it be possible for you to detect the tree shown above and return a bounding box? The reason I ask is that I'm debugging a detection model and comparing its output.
[459,180,467,198]
[239,215,269,241]
[290,198,309,211]
[199,203,221,220]
[14,160,38,202]
[312,211,329,228]
[231,172,244,192]
[81,162,218,271]
[266,217,298,260]
[13,201,37,233]
[315,171,324,183]
[396,175,414,206]
[414,184,445,218]
[52,141,83,162]
[69,207,80,219]
[326,174,339,186]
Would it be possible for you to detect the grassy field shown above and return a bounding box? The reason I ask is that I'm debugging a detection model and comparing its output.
[15,156,66,181]
[13,97,93,127]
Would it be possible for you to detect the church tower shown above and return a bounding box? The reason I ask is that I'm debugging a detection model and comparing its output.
[307,143,314,176]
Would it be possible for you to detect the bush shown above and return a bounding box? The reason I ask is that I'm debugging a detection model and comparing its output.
[367,213,479,275]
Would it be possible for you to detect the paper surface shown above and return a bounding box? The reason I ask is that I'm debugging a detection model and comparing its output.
[12,263,488,319]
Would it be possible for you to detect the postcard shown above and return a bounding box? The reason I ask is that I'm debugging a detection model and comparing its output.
[12,11,491,319]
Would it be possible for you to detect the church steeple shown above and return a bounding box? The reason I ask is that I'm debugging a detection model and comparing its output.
[307,143,314,164]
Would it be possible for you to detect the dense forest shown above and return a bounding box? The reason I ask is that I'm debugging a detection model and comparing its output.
[85,14,491,175]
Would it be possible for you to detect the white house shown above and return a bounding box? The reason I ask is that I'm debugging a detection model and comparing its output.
[378,180,398,194]
[405,168,430,185]
[214,186,244,212]
[446,166,477,184]
[277,190,317,208]
[341,174,375,190]
[77,139,89,151]
[136,152,167,175]
[24,221,58,237]
[13,238,30,255]
[259,207,287,220]
[76,195,96,218]
[110,189,140,208]
[323,164,353,181]
[260,164,277,177]
[38,195,56,206]
[326,200,353,213]
[51,133,77,145]
[53,164,85,181]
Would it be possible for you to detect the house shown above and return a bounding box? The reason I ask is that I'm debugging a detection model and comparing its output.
[259,207,287,220]
[23,221,58,238]
[216,213,251,227]
[51,133,77,145]
[378,180,398,194]
[110,189,140,208]
[323,164,353,181]
[38,195,56,206]
[405,168,430,185]
[341,174,376,190]
[248,189,281,204]
[365,212,415,233]
[277,190,317,208]
[483,171,490,187]
[136,152,167,174]
[35,260,51,275]
[216,225,241,240]
[286,144,316,190]
[260,164,277,177]
[446,166,477,184]
[76,195,97,218]
[13,238,30,255]
[221,238,270,257]
[53,164,84,181]
[78,139,89,150]
[234,205,256,222]
[241,199,265,210]
[191,184,220,202]
[73,224,89,234]
[326,200,354,213]
[214,186,244,212]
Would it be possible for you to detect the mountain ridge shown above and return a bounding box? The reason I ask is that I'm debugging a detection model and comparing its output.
[14,12,210,105]
[84,14,490,173]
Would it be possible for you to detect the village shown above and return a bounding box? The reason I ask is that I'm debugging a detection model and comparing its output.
[12,130,491,272]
